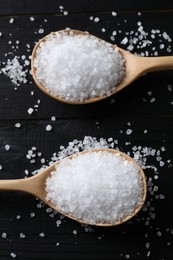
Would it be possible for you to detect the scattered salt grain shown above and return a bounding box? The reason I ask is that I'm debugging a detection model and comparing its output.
[56,242,60,246]
[10,253,16,258]
[20,233,26,238]
[27,108,34,115]
[16,215,21,219]
[121,37,128,45]
[30,212,35,218]
[46,151,143,224]
[167,84,172,91]
[0,165,2,170]
[1,56,29,86]
[56,220,61,227]
[30,16,35,21]
[9,18,14,24]
[0,32,2,37]
[101,28,106,33]
[15,123,21,128]
[39,232,45,237]
[94,17,100,22]
[112,11,117,16]
[51,116,56,121]
[63,11,68,16]
[2,232,7,238]
[46,124,52,131]
[126,129,133,135]
[150,97,156,103]
[5,144,10,151]
[157,231,162,237]
[73,230,77,235]
[34,32,125,101]
[38,28,44,34]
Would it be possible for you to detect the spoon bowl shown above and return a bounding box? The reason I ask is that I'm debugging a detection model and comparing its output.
[31,29,173,104]
[0,148,147,226]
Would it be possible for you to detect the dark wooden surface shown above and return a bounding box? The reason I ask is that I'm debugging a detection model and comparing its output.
[0,1,173,259]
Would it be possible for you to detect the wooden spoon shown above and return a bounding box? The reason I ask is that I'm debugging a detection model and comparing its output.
[0,148,147,226]
[31,29,173,104]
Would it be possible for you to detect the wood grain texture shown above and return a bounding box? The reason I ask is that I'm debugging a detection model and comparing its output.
[0,0,173,259]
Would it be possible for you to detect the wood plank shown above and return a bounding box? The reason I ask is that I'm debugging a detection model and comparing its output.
[0,11,173,120]
[0,0,173,16]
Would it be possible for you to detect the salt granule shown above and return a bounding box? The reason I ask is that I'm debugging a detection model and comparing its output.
[46,124,52,131]
[27,108,34,115]
[10,253,16,258]
[46,151,143,224]
[34,32,125,101]
[5,144,10,151]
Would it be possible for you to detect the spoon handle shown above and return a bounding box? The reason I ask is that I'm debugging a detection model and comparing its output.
[140,56,173,73]
[0,177,42,198]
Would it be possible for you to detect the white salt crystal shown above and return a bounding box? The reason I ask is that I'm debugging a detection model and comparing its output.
[146,242,150,249]
[94,17,100,22]
[15,123,21,128]
[160,44,164,49]
[150,97,155,103]
[16,215,21,219]
[38,28,44,34]
[127,45,134,51]
[167,84,172,91]
[46,151,143,224]
[157,231,162,237]
[33,32,125,101]
[89,16,93,20]
[63,11,68,16]
[27,108,34,114]
[126,129,133,135]
[5,144,10,151]
[39,232,45,237]
[2,232,7,238]
[101,28,106,33]
[112,11,117,16]
[56,242,60,246]
[0,165,2,170]
[46,124,52,131]
[30,212,35,218]
[20,233,26,238]
[121,37,128,45]
[10,252,16,258]
[41,158,45,163]
[51,116,56,121]
[56,220,61,227]
[9,18,14,24]
[30,16,35,21]
[0,32,2,37]
[73,230,77,235]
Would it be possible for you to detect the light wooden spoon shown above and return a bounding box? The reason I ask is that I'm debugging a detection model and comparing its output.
[0,148,147,226]
[31,29,173,104]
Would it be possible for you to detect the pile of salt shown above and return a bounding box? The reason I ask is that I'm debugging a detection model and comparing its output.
[33,32,125,101]
[46,151,143,224]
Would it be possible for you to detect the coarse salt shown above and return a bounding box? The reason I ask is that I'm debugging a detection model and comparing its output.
[33,32,125,101]
[46,124,52,131]
[46,151,143,224]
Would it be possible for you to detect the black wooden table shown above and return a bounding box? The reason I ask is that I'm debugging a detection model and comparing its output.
[0,1,173,259]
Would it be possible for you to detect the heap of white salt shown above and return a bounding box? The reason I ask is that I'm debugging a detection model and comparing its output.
[46,150,143,224]
[33,31,125,101]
